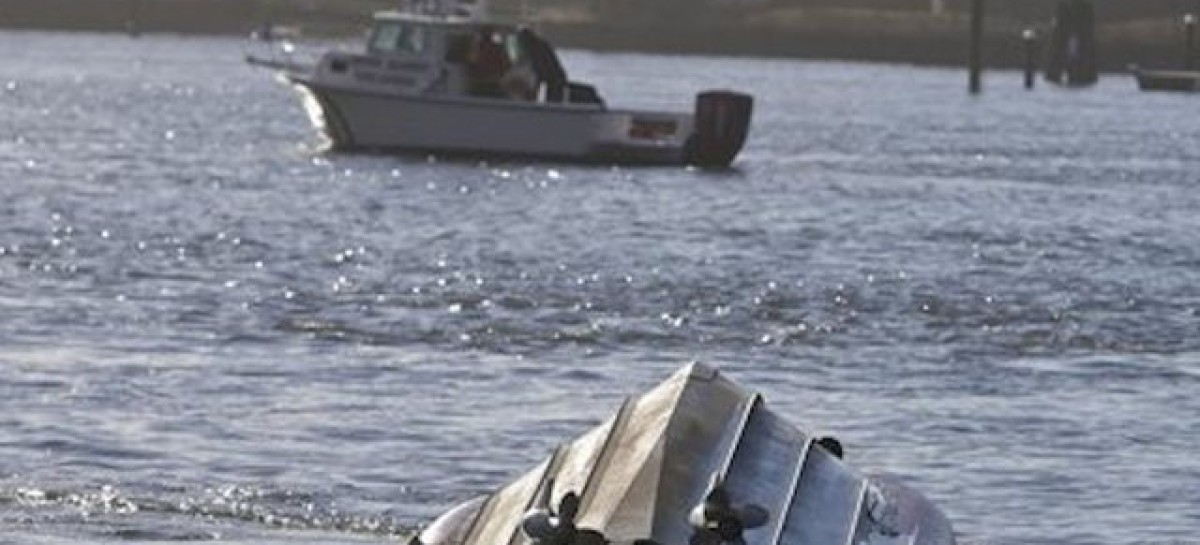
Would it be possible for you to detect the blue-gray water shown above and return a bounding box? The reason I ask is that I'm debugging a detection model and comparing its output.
[3,30,1199,545]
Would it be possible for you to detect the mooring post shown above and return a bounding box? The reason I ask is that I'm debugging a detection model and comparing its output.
[1022,28,1037,89]
[969,0,985,94]
[1185,14,1197,70]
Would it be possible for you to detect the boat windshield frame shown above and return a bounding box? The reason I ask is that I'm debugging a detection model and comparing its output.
[367,12,523,61]
[368,20,431,56]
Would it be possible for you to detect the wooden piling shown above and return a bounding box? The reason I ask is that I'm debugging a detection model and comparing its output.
[1186,14,1197,70]
[1044,0,1098,87]
[969,0,984,94]
[1022,29,1037,89]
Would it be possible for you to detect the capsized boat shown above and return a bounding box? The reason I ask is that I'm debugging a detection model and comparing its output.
[246,0,753,167]
[412,364,956,545]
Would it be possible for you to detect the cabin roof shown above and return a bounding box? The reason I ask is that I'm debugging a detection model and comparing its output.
[373,10,519,30]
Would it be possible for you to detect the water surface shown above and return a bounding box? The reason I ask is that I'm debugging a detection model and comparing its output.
[2,31,1198,545]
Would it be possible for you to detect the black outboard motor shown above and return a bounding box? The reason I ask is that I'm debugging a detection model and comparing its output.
[684,90,754,168]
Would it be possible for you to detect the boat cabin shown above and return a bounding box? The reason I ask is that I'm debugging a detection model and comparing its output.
[312,11,596,105]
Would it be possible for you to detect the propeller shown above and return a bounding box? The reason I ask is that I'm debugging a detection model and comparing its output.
[688,474,769,545]
[816,436,843,459]
[522,479,581,545]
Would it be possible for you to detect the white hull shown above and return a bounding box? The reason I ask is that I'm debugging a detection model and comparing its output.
[295,79,697,164]
[253,10,752,167]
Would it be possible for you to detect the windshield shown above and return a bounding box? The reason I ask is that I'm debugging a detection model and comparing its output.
[369,22,427,55]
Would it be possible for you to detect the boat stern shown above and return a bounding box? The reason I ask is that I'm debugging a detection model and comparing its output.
[412,363,957,545]
[589,91,754,167]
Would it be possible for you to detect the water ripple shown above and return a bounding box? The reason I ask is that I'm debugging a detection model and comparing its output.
[3,31,1200,545]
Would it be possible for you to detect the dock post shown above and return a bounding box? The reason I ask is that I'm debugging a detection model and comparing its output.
[1022,29,1037,89]
[1186,14,1197,70]
[969,0,985,94]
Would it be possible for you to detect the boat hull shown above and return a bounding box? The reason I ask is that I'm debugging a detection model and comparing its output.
[293,79,698,165]
[1134,69,1200,92]
[413,364,957,545]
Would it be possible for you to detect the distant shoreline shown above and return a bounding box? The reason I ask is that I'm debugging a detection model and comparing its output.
[0,0,1190,71]
[541,22,1187,72]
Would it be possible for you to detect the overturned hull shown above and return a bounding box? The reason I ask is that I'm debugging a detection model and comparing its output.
[414,364,956,545]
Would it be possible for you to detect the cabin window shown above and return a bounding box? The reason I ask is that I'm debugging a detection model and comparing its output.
[369,22,427,55]
[504,33,524,65]
[445,29,522,64]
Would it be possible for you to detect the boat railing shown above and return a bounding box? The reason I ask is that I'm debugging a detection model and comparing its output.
[397,0,533,25]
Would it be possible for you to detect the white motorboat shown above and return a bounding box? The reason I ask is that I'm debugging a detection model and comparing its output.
[247,1,753,167]
[411,363,957,545]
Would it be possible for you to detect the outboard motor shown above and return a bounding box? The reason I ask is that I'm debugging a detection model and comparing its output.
[688,474,768,545]
[684,91,754,168]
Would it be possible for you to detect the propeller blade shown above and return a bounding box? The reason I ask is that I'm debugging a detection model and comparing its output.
[714,516,743,541]
[690,471,770,544]
[574,529,608,545]
[689,530,722,545]
[521,511,555,540]
[736,504,769,529]
[558,491,580,523]
[704,474,730,507]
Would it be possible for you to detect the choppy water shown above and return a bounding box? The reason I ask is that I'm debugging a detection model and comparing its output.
[3,30,1199,545]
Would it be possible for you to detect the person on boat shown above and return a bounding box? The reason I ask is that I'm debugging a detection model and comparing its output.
[501,55,538,101]
[467,27,511,98]
[517,27,568,102]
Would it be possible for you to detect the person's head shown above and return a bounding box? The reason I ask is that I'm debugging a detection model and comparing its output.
[517,27,535,45]
[476,26,495,44]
